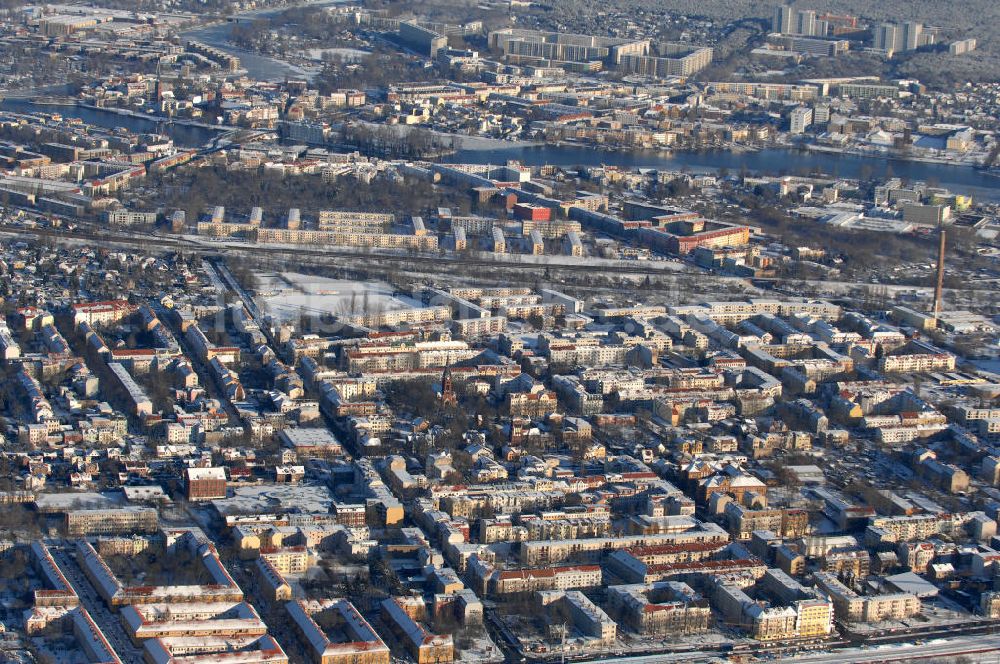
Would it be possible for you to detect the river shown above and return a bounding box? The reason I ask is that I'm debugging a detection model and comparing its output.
[181,21,314,82]
[169,3,1000,201]
[443,145,1000,203]
[0,99,218,149]
[180,0,349,82]
[3,101,998,202]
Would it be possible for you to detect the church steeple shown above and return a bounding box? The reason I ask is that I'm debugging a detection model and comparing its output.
[440,362,457,406]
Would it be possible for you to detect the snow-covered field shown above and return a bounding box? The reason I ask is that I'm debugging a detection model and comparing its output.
[256,271,422,322]
[303,47,370,62]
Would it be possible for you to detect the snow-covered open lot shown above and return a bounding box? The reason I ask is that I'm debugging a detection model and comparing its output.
[256,271,422,323]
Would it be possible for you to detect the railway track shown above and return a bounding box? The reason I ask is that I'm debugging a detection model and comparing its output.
[0,224,722,281]
[8,224,978,303]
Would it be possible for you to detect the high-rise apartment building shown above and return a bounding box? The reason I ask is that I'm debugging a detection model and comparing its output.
[772,6,822,36]
[875,22,934,55]
[790,107,813,134]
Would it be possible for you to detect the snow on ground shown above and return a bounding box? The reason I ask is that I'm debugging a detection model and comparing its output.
[304,47,370,62]
[256,271,422,322]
